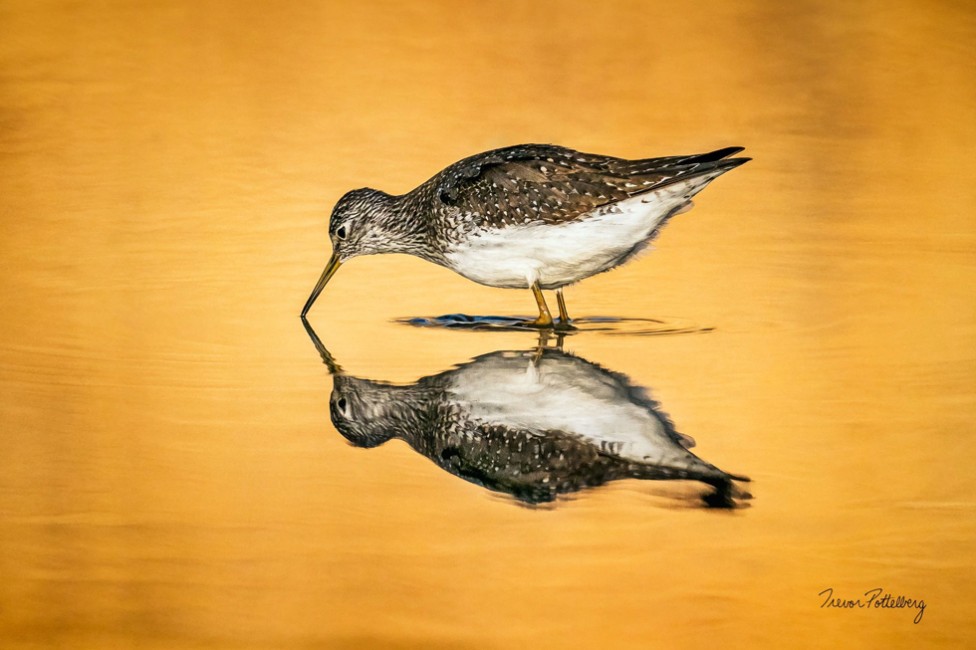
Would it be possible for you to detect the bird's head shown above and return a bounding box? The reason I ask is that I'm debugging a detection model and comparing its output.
[301,187,395,317]
[328,188,398,262]
[329,374,398,449]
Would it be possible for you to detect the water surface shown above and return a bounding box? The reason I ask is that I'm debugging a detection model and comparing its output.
[1,1,974,648]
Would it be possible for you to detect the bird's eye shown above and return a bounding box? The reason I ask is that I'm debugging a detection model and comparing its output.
[336,225,347,240]
[337,397,347,411]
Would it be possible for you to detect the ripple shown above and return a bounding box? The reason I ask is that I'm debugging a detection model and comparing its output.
[396,314,714,336]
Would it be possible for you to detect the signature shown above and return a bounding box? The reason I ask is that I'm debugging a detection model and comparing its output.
[819,587,925,624]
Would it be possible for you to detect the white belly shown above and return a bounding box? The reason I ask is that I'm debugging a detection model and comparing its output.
[443,189,700,289]
[446,352,696,467]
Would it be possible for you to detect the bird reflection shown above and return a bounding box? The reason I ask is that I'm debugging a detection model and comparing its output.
[303,321,749,508]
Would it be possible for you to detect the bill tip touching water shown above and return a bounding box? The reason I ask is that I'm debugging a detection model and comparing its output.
[301,143,748,323]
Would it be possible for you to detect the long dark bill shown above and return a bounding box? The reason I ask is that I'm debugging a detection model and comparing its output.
[300,254,342,317]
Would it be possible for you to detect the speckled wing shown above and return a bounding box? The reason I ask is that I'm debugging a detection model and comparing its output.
[427,418,744,504]
[430,420,631,504]
[434,144,746,226]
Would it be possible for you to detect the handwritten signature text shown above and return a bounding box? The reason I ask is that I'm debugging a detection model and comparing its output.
[819,587,925,624]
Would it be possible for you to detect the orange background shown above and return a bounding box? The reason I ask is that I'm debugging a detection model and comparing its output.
[1,1,974,647]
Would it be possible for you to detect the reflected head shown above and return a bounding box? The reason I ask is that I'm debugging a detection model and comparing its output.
[329,379,396,448]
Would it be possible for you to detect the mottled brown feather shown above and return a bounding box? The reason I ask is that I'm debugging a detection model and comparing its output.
[433,143,746,227]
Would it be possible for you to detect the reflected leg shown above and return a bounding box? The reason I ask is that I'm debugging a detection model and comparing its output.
[531,330,549,363]
[533,329,565,352]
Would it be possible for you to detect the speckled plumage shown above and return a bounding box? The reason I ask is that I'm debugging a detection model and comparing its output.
[306,323,749,505]
[302,143,749,320]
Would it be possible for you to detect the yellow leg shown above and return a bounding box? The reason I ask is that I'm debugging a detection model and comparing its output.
[555,288,577,331]
[556,289,570,323]
[528,282,554,328]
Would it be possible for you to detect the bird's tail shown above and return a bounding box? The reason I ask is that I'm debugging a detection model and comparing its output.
[641,157,749,208]
[679,146,746,164]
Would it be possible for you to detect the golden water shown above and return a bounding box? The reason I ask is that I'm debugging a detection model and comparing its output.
[1,1,974,647]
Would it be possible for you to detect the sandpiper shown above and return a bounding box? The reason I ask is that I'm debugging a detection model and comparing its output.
[302,321,749,505]
[301,144,749,327]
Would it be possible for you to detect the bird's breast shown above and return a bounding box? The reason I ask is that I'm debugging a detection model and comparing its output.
[445,354,690,465]
[442,195,678,289]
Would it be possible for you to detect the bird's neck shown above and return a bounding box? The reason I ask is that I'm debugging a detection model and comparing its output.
[383,193,444,264]
[345,376,441,436]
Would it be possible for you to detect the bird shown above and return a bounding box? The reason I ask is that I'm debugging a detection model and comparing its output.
[303,320,750,506]
[301,143,749,328]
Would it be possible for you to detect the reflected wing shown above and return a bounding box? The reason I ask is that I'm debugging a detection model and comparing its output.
[431,421,626,504]
[429,419,745,503]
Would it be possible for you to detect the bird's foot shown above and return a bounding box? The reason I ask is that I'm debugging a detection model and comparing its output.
[554,318,577,332]
[525,315,554,329]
